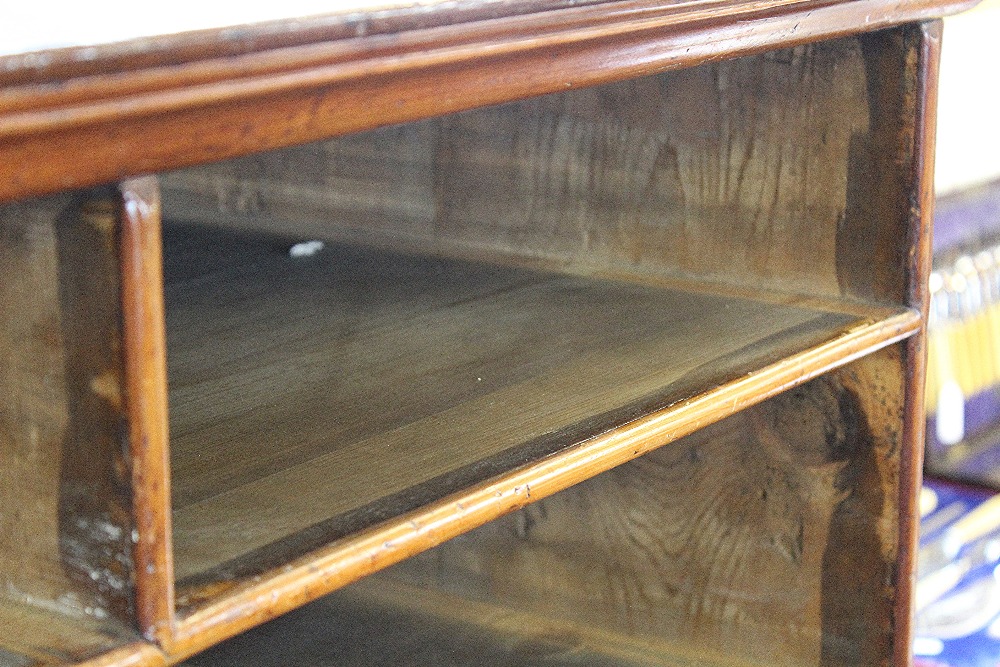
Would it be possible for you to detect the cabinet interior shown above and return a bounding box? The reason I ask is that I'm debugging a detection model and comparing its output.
[158,28,922,601]
[180,345,907,666]
[163,222,893,582]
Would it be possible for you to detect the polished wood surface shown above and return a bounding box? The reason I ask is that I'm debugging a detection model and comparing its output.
[0,0,976,203]
[180,346,907,666]
[119,179,177,646]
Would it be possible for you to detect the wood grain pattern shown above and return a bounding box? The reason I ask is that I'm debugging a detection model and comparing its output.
[0,195,74,613]
[370,345,905,667]
[177,346,906,667]
[162,25,928,308]
[162,222,910,583]
[160,223,919,657]
[0,0,976,203]
[169,311,916,661]
[0,6,948,665]
[0,192,139,659]
[164,309,919,660]
[0,601,140,667]
[181,579,767,667]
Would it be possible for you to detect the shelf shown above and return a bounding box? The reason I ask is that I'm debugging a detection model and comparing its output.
[165,222,918,587]
[177,336,913,667]
[0,0,952,662]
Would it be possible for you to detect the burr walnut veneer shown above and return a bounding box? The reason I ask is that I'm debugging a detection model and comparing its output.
[0,1,976,665]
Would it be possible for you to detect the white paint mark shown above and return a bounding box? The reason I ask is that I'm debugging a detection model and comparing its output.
[289,240,325,258]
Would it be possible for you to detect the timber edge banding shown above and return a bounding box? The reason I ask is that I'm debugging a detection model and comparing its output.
[0,0,979,203]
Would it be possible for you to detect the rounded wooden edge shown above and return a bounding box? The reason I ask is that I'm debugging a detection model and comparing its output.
[0,0,980,203]
[0,0,968,93]
[75,642,167,667]
[166,310,921,661]
[118,177,177,646]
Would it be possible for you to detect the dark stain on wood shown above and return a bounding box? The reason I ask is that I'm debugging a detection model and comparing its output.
[839,25,923,307]
[55,192,135,626]
[0,191,138,660]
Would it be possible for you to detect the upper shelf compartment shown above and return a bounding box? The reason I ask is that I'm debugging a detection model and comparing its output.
[165,223,915,583]
[159,25,931,619]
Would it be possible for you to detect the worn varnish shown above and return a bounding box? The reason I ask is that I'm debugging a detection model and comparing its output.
[890,21,942,667]
[377,347,904,667]
[0,601,146,667]
[0,193,140,661]
[181,581,766,667]
[178,346,906,667]
[148,24,937,659]
[119,178,177,646]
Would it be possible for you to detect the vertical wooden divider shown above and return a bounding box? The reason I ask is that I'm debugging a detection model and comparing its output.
[893,19,943,667]
[119,177,177,647]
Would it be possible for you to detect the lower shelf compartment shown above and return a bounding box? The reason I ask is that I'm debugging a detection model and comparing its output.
[180,580,766,667]
[164,222,918,598]
[178,347,910,667]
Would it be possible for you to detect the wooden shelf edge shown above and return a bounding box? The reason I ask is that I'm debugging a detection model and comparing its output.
[891,20,941,667]
[77,643,168,667]
[163,308,922,662]
[0,0,977,203]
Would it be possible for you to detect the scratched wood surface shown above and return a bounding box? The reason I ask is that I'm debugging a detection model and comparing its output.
[0,194,138,661]
[178,346,905,667]
[163,221,906,584]
[161,28,924,308]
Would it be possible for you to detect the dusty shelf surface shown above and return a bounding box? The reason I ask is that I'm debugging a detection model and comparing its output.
[165,222,913,584]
